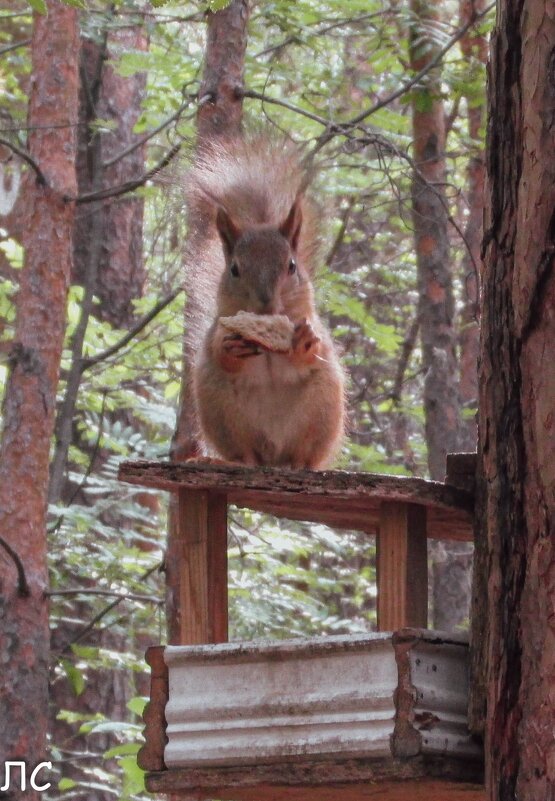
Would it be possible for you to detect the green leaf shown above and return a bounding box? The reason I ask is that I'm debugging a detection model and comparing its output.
[121,756,145,796]
[28,0,47,12]
[61,660,86,697]
[208,0,232,9]
[104,742,141,759]
[127,696,147,716]
[58,778,78,791]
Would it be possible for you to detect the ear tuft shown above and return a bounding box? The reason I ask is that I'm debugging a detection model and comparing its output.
[279,195,303,251]
[216,207,242,258]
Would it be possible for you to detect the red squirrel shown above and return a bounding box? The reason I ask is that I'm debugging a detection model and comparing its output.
[186,134,345,469]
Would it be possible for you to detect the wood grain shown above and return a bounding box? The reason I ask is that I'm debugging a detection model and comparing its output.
[137,646,168,771]
[145,756,484,800]
[377,504,428,631]
[176,489,228,645]
[118,461,474,541]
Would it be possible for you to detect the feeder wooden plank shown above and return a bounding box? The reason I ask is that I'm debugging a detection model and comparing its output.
[146,759,485,800]
[118,461,473,541]
[172,490,228,645]
[377,504,427,630]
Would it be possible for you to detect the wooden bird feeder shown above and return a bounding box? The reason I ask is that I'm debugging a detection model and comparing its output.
[118,452,483,800]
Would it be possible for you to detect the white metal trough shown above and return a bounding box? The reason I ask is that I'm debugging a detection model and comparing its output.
[162,629,479,768]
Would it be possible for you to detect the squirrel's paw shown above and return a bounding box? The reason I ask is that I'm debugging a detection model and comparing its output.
[290,319,320,365]
[218,334,261,373]
[223,333,261,358]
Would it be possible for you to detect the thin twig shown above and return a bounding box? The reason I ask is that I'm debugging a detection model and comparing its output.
[0,135,46,185]
[54,562,162,656]
[343,1,495,128]
[0,536,30,597]
[325,197,355,267]
[0,38,31,56]
[48,588,162,604]
[81,288,183,370]
[242,1,495,156]
[102,99,193,168]
[72,143,181,204]
[392,317,420,404]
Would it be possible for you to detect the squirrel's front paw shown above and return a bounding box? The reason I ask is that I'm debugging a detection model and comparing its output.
[218,334,261,372]
[290,319,320,365]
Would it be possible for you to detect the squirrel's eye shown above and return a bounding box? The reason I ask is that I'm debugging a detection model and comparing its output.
[288,258,297,275]
[230,262,239,277]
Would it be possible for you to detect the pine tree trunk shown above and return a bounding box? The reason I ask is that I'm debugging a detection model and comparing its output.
[409,0,468,631]
[49,21,150,798]
[74,23,148,327]
[458,0,487,452]
[0,3,78,795]
[409,0,460,481]
[476,2,555,798]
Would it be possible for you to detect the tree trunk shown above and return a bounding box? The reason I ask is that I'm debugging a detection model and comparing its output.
[475,2,555,798]
[49,20,150,798]
[74,23,148,327]
[409,0,468,632]
[458,0,487,452]
[409,0,460,481]
[0,2,78,796]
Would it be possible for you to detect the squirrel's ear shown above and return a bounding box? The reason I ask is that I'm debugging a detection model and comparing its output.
[279,195,303,252]
[216,207,242,257]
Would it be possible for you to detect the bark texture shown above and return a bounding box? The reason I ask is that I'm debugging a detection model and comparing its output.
[409,0,468,632]
[409,0,460,481]
[0,2,78,792]
[476,2,555,798]
[74,23,148,327]
[458,0,487,452]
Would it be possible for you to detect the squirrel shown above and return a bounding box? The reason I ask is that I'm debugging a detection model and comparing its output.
[185,133,345,469]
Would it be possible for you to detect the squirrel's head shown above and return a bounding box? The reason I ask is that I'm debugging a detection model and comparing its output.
[215,196,311,318]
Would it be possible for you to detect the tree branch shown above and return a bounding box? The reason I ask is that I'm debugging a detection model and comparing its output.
[391,317,420,404]
[241,1,495,149]
[0,135,47,185]
[81,288,183,370]
[102,98,193,168]
[72,143,181,204]
[54,562,162,657]
[0,535,30,596]
[48,588,162,604]
[343,1,495,128]
[0,38,31,56]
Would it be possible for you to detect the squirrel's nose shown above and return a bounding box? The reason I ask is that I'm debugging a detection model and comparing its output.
[257,291,274,312]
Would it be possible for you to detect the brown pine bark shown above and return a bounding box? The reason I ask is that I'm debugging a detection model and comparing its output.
[0,2,78,794]
[458,0,488,452]
[475,2,555,799]
[74,22,148,327]
[409,0,460,482]
[409,0,468,632]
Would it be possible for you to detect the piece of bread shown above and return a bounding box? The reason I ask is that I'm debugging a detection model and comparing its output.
[219,311,295,353]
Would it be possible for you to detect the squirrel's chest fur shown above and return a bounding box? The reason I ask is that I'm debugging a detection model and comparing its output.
[229,351,311,434]
[196,349,321,465]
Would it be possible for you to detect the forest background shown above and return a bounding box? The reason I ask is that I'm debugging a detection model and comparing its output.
[0,0,492,798]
